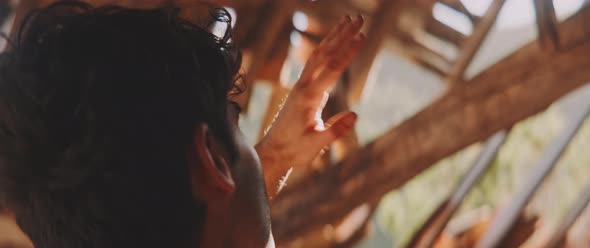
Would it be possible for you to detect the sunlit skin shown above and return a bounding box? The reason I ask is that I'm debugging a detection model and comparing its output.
[256,15,366,199]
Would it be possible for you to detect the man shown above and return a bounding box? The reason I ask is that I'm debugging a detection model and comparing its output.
[0,2,364,247]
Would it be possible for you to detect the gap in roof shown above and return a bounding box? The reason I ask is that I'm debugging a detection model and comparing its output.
[433,0,586,35]
[292,11,309,32]
[433,2,473,35]
[554,0,586,21]
[461,0,492,16]
[457,0,586,30]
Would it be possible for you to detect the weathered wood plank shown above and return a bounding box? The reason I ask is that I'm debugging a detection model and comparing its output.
[407,131,509,248]
[446,0,506,84]
[347,0,406,104]
[271,5,590,244]
[424,19,465,48]
[533,0,560,50]
[233,0,296,109]
[390,34,453,76]
[476,99,590,248]
[542,181,590,248]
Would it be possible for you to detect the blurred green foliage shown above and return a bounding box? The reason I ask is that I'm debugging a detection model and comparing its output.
[374,105,582,247]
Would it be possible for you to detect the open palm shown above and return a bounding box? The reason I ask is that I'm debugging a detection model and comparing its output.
[256,15,365,198]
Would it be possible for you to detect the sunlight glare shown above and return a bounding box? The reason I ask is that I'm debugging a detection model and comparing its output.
[554,0,586,21]
[290,31,302,47]
[292,11,309,32]
[433,2,473,35]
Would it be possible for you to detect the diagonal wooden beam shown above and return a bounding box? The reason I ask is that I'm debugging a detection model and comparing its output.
[533,0,560,51]
[271,5,590,244]
[476,97,590,248]
[223,0,296,109]
[407,131,509,248]
[391,34,454,76]
[446,0,506,84]
[424,19,465,47]
[347,0,406,105]
[543,181,590,248]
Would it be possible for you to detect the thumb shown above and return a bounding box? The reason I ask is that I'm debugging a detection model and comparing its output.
[312,111,357,150]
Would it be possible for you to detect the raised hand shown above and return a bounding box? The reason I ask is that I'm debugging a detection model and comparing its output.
[256,15,365,198]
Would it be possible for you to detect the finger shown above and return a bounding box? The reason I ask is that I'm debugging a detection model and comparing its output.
[314,33,366,91]
[324,111,356,128]
[301,15,361,81]
[309,16,364,89]
[304,15,361,80]
[318,16,351,50]
[311,111,357,150]
[311,91,330,130]
[331,33,366,70]
[324,15,364,57]
[300,16,352,82]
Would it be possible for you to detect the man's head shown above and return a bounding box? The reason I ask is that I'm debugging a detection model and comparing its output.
[0,2,271,248]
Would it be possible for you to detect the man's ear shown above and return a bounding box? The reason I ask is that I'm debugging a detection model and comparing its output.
[190,124,235,197]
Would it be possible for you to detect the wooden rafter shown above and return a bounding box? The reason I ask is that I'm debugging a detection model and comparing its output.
[476,97,590,248]
[391,33,453,76]
[543,181,590,248]
[416,0,478,24]
[407,131,509,248]
[533,0,560,50]
[424,19,465,47]
[231,0,296,109]
[347,0,406,105]
[271,5,590,244]
[439,0,479,23]
[446,0,506,84]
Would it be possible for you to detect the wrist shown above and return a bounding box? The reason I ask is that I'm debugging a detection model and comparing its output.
[256,137,293,198]
[255,137,284,169]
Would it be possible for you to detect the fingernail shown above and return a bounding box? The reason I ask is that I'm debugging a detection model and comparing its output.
[343,112,358,127]
[345,15,352,23]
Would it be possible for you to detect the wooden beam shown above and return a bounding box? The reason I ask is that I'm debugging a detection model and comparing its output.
[415,0,479,24]
[433,212,537,248]
[407,131,508,248]
[225,0,296,109]
[533,0,560,50]
[424,19,465,47]
[475,100,590,248]
[347,0,407,105]
[439,0,479,23]
[391,34,454,76]
[324,71,360,162]
[271,5,590,244]
[543,181,590,248]
[446,0,506,84]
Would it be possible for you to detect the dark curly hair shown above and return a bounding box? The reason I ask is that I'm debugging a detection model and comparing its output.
[0,2,242,248]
